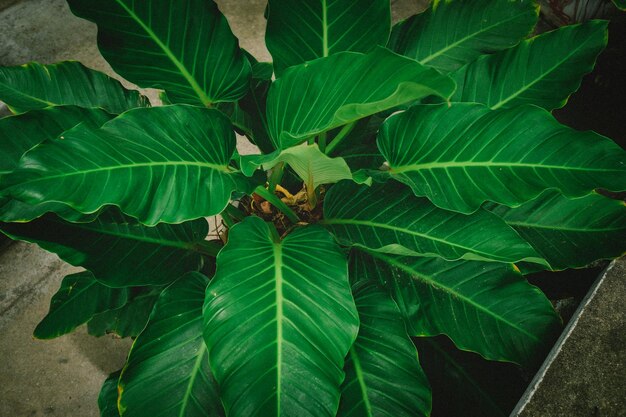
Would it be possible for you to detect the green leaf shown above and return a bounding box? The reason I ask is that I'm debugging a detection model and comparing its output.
[219,58,275,154]
[378,103,626,214]
[87,288,161,338]
[338,279,431,417]
[0,61,148,114]
[361,250,560,365]
[414,337,513,417]
[265,0,391,75]
[451,21,608,110]
[322,181,545,265]
[67,0,251,105]
[329,117,385,171]
[99,370,122,417]
[0,106,241,226]
[487,191,626,270]
[33,271,129,339]
[203,216,359,417]
[242,144,356,189]
[388,0,538,73]
[119,272,224,417]
[0,211,209,287]
[0,198,98,223]
[612,0,626,10]
[266,47,456,149]
[0,106,112,176]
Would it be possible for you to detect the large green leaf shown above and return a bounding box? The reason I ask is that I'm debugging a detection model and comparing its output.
[219,57,275,154]
[328,116,385,171]
[67,0,251,105]
[614,0,626,10]
[34,271,129,339]
[0,106,242,225]
[0,211,210,287]
[388,0,538,73]
[266,47,455,149]
[360,250,560,365]
[241,144,355,189]
[99,371,122,417]
[487,191,626,270]
[88,288,161,338]
[451,21,608,110]
[0,106,111,176]
[338,278,431,417]
[265,0,391,75]
[378,103,626,214]
[0,61,148,114]
[322,181,544,264]
[119,272,224,417]
[203,216,359,417]
[0,198,98,223]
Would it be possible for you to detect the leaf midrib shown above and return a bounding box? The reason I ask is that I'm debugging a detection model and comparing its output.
[178,344,207,417]
[419,12,532,65]
[8,160,231,188]
[490,35,597,109]
[390,161,619,173]
[273,241,284,416]
[63,221,201,251]
[113,0,212,106]
[349,345,373,417]
[505,220,623,233]
[321,218,498,260]
[0,82,57,108]
[372,252,541,342]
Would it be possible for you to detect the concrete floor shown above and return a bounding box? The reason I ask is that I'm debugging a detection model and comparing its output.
[0,1,423,416]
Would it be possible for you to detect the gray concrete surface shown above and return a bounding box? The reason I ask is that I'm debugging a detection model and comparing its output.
[514,258,626,417]
[0,1,424,416]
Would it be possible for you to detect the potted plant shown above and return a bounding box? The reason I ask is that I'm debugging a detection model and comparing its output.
[0,0,624,416]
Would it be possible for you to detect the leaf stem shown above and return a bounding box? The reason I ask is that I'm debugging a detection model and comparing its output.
[254,186,300,224]
[193,240,223,257]
[318,131,327,153]
[325,122,357,155]
[268,162,285,193]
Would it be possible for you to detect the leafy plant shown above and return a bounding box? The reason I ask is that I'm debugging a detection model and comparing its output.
[1,0,625,416]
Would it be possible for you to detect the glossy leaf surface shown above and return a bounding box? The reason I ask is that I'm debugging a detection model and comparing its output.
[487,192,626,270]
[388,0,538,73]
[0,106,240,225]
[203,216,359,417]
[0,61,148,113]
[322,181,544,264]
[0,211,209,287]
[266,47,455,149]
[362,251,560,365]
[242,144,354,189]
[266,0,391,75]
[34,271,129,339]
[379,103,626,214]
[338,278,431,417]
[119,272,224,417]
[0,106,111,176]
[67,0,251,105]
[88,289,161,338]
[99,371,122,417]
[451,21,608,110]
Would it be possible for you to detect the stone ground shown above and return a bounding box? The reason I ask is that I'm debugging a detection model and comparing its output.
[1,1,624,416]
[0,1,423,416]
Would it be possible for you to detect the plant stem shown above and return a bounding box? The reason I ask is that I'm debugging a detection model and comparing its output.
[254,185,300,224]
[318,131,327,153]
[223,204,245,226]
[325,122,357,154]
[193,240,223,257]
[268,162,285,193]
